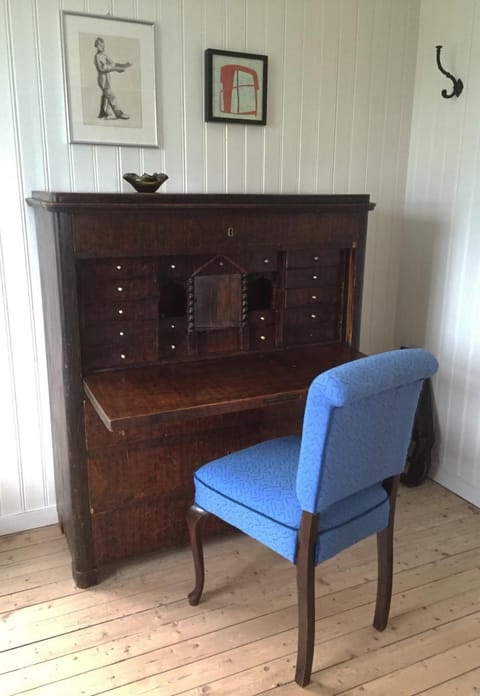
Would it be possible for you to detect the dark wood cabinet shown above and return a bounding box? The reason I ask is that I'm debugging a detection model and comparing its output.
[28,192,374,587]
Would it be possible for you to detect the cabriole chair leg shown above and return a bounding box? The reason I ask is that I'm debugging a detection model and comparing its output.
[187,504,210,606]
[295,511,319,687]
[373,475,399,631]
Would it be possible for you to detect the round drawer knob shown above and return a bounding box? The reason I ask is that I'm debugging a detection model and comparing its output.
[311,314,317,319]
[311,295,317,300]
[219,260,224,266]
[119,331,125,337]
[260,335,266,341]
[260,315,265,321]
[116,264,122,270]
[312,275,318,280]
[170,344,176,350]
[170,323,176,329]
[170,263,176,269]
[117,286,123,292]
[118,309,124,315]
[120,353,126,360]
[263,258,270,264]
[313,255,319,261]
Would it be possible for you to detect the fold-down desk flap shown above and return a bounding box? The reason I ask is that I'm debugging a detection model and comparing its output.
[84,344,361,432]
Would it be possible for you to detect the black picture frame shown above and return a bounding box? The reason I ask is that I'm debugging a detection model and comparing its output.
[205,48,268,125]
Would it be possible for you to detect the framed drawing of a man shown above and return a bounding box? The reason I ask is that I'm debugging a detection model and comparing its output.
[61,12,158,147]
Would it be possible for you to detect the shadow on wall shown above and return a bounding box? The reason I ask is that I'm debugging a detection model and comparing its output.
[396,214,444,476]
[396,214,443,350]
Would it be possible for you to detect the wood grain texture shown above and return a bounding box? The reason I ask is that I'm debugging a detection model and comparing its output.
[0,481,479,694]
[1,0,421,535]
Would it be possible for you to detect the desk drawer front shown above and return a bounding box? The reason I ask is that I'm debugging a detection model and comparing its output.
[285,287,338,308]
[284,323,338,346]
[78,258,155,280]
[82,276,157,303]
[83,339,158,371]
[81,320,157,349]
[285,267,339,289]
[238,248,279,272]
[284,306,338,345]
[287,248,341,268]
[249,325,275,349]
[81,298,158,325]
[248,309,275,326]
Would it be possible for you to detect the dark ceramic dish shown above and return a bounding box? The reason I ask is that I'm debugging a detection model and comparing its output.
[123,172,168,193]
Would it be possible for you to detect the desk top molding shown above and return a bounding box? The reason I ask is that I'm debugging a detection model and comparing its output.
[28,191,375,213]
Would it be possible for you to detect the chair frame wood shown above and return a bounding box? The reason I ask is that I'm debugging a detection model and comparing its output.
[186,473,400,687]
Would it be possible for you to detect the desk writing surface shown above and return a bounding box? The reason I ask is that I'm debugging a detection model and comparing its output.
[84,343,361,432]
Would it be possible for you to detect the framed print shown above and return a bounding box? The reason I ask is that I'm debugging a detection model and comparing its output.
[61,11,158,147]
[205,48,268,125]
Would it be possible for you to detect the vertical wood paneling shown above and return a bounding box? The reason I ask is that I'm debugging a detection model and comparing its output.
[262,0,285,192]
[224,0,246,192]
[0,0,422,533]
[183,0,206,191]
[399,0,480,506]
[314,0,340,192]
[280,0,303,192]
[332,0,358,193]
[158,0,184,190]
[244,0,266,193]
[0,0,56,529]
[204,0,226,192]
[297,0,322,192]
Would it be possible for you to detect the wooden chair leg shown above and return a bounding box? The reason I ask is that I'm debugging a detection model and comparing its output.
[186,504,210,606]
[373,475,400,631]
[295,511,319,687]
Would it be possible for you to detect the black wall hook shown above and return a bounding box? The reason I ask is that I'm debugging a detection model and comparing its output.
[436,45,463,98]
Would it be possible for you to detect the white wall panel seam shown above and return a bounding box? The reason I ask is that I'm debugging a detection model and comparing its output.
[4,0,31,512]
[0,236,23,516]
[296,0,306,193]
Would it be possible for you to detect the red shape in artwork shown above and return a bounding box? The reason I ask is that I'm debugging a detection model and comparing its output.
[220,64,259,115]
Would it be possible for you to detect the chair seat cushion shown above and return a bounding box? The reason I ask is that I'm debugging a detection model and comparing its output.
[194,436,390,564]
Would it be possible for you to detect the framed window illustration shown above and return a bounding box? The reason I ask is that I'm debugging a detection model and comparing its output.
[205,49,268,125]
[61,11,158,147]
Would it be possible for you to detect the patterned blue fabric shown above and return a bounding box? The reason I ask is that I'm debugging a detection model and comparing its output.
[193,349,438,566]
[297,349,439,512]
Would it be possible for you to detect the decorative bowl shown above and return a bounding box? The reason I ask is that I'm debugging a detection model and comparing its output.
[123,172,168,193]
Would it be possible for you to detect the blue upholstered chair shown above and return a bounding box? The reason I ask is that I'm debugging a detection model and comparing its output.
[186,348,439,686]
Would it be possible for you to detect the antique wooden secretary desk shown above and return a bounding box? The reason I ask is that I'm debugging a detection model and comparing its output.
[28,192,375,587]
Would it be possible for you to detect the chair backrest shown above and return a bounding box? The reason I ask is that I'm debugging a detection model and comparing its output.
[296,349,439,514]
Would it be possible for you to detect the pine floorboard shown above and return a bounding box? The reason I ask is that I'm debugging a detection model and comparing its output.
[0,480,479,695]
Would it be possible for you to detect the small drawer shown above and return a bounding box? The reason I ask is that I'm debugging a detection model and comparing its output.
[81,321,157,349]
[83,341,158,371]
[159,317,186,334]
[287,248,341,269]
[285,267,339,289]
[78,258,155,280]
[285,306,337,327]
[285,287,338,309]
[158,334,188,358]
[81,276,157,303]
[81,299,158,325]
[248,309,275,327]
[239,249,278,273]
[158,256,188,278]
[284,322,338,346]
[249,325,275,350]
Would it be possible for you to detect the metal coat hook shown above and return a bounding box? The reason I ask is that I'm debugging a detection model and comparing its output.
[435,45,463,98]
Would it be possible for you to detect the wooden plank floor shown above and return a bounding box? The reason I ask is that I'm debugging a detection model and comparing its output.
[1,480,479,695]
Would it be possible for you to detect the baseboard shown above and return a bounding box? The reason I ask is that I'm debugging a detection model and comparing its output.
[0,506,58,536]
[432,468,480,508]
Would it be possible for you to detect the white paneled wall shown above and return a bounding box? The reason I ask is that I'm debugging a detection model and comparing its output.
[0,0,420,533]
[398,0,480,507]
